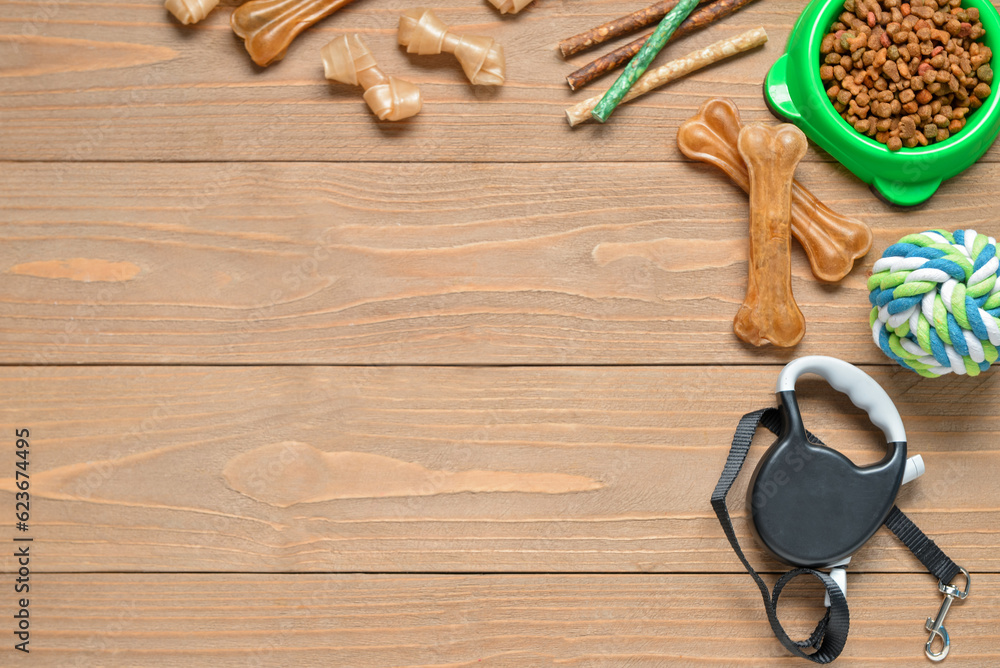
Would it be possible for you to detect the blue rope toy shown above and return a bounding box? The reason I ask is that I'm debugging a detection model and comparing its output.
[869,229,1000,377]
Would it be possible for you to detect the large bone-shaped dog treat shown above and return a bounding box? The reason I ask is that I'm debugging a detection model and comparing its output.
[734,123,807,348]
[232,0,360,67]
[398,8,505,85]
[677,98,872,283]
[321,34,422,121]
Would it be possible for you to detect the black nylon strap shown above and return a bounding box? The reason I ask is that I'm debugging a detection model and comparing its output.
[711,408,850,663]
[884,505,962,585]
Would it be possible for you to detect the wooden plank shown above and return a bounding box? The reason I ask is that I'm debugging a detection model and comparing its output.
[4,161,1000,365]
[3,0,1000,162]
[15,573,998,665]
[1,365,996,573]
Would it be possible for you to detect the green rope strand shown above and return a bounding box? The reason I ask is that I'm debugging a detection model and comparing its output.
[591,0,699,123]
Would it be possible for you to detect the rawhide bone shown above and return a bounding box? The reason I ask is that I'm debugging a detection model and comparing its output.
[734,123,809,348]
[322,34,422,121]
[232,0,360,67]
[677,98,872,283]
[398,8,505,85]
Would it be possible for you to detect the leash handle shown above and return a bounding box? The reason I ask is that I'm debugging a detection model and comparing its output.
[776,355,906,444]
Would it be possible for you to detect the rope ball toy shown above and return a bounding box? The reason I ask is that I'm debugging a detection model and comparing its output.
[869,229,1000,377]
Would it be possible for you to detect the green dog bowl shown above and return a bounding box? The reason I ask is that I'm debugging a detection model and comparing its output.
[765,0,1000,206]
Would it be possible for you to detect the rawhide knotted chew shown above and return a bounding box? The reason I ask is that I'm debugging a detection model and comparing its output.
[398,8,505,85]
[165,0,219,24]
[486,0,533,14]
[322,34,422,121]
[869,229,1000,377]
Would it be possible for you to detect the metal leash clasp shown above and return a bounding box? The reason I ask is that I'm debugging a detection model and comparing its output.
[925,567,970,661]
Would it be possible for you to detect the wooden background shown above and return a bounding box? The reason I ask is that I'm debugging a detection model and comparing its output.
[2,0,998,664]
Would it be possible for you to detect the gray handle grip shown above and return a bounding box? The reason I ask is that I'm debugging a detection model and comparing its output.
[776,356,906,444]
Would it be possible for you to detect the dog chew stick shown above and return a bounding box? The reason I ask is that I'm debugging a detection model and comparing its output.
[591,0,698,123]
[566,0,761,90]
[565,28,767,127]
[232,0,361,67]
[558,0,713,59]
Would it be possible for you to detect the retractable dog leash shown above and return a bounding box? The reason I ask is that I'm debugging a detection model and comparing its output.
[713,356,970,662]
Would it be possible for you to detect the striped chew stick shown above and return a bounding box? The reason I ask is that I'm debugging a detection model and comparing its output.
[590,0,699,123]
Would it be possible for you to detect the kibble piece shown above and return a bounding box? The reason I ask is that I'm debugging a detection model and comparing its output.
[974,82,991,98]
[924,122,939,138]
[883,59,901,81]
[887,136,903,150]
[977,63,993,83]
[899,115,917,137]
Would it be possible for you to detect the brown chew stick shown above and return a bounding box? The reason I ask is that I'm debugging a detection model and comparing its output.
[398,8,505,85]
[734,123,808,348]
[232,0,360,67]
[677,98,872,283]
[321,34,422,121]
[566,0,760,90]
[557,0,713,59]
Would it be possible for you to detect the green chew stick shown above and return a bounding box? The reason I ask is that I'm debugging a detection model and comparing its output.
[591,0,698,123]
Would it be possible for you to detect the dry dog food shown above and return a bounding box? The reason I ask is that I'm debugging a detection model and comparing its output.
[819,0,992,150]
